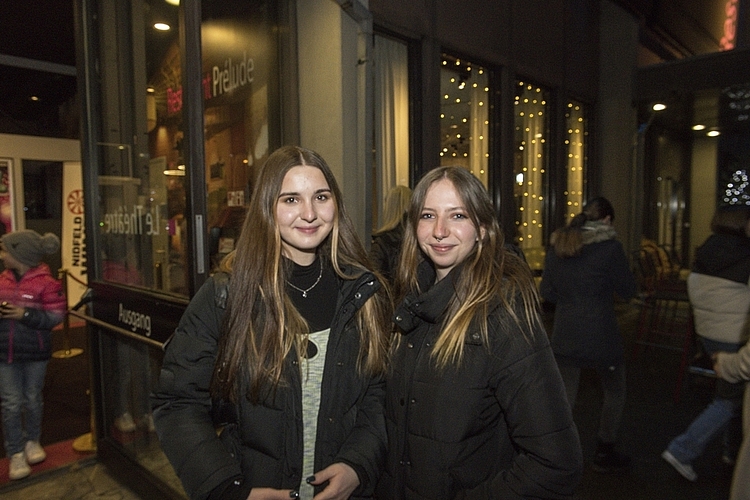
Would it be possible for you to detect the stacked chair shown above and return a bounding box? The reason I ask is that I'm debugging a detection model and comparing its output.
[631,243,695,403]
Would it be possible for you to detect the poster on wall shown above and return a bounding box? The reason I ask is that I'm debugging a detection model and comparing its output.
[0,158,14,235]
[61,162,87,308]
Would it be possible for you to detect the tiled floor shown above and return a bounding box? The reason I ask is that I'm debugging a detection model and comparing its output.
[0,299,737,499]
[0,459,141,500]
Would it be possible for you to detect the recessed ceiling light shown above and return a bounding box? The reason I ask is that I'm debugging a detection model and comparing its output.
[154,23,171,31]
[692,124,706,131]
[707,130,721,137]
[29,96,40,102]
[652,103,666,111]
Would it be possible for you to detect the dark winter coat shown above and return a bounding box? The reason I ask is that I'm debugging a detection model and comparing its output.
[151,268,386,500]
[540,222,637,367]
[368,215,406,284]
[0,264,66,363]
[378,261,583,499]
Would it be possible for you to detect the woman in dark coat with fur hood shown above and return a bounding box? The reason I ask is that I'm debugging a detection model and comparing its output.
[540,197,637,474]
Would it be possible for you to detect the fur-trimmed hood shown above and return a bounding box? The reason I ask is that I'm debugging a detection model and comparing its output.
[581,220,617,245]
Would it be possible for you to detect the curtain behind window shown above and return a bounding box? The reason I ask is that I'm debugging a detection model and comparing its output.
[373,35,409,229]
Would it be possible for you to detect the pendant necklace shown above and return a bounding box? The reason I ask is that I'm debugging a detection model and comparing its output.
[287,259,323,298]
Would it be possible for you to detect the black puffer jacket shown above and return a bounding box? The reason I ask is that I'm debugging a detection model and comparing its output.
[151,268,386,500]
[540,222,636,367]
[368,214,407,284]
[378,262,582,499]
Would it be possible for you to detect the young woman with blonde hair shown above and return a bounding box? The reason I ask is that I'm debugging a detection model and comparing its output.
[378,166,582,499]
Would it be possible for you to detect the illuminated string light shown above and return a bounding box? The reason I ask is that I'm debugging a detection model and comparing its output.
[439,54,489,187]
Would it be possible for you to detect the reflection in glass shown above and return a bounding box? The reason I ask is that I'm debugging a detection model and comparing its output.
[514,81,549,273]
[565,101,587,220]
[202,3,271,272]
[144,0,187,295]
[101,331,186,497]
[440,54,489,187]
[95,0,186,296]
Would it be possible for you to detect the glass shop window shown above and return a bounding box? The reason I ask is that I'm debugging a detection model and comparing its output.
[202,3,272,272]
[23,160,63,274]
[96,0,271,295]
[96,0,185,294]
[514,80,550,274]
[440,54,490,187]
[565,100,588,220]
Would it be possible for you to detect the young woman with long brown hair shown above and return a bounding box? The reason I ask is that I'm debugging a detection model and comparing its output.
[152,145,392,500]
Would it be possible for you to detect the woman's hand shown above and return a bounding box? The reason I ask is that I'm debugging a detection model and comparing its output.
[310,462,360,500]
[247,487,299,500]
[0,302,24,320]
[712,352,724,379]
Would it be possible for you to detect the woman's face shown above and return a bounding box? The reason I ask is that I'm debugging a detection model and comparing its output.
[417,178,481,281]
[276,165,335,265]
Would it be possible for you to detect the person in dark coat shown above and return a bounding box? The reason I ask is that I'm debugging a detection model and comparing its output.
[151,146,392,500]
[378,166,582,499]
[540,196,637,473]
[0,230,66,480]
[368,185,411,284]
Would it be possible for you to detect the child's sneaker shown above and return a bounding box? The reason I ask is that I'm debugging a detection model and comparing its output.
[8,452,30,480]
[24,440,46,464]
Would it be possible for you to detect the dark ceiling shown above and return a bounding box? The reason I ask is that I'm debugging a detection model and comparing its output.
[0,0,77,137]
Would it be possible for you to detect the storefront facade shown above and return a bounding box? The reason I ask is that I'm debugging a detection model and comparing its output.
[71,0,747,497]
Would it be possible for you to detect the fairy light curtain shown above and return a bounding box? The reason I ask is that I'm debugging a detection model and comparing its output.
[439,55,489,187]
[514,81,549,271]
[565,101,587,220]
[373,35,410,228]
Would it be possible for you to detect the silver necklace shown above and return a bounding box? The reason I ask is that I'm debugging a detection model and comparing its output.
[287,259,323,298]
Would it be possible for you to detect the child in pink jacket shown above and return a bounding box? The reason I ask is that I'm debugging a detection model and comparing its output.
[0,230,66,480]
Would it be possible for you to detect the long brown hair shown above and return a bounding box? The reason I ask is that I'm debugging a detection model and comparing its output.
[395,166,541,368]
[212,145,391,403]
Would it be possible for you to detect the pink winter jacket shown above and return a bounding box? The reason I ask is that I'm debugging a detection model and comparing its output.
[0,264,66,363]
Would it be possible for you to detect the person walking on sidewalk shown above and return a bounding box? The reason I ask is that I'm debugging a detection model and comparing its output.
[0,230,66,480]
[540,196,637,473]
[662,206,750,482]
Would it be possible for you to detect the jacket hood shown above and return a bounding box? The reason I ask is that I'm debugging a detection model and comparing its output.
[581,221,617,245]
[693,233,750,283]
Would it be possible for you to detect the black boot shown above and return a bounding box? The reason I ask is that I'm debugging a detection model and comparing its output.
[592,440,631,473]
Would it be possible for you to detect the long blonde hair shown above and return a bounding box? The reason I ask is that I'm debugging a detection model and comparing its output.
[395,166,541,368]
[373,185,412,235]
[212,146,392,403]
